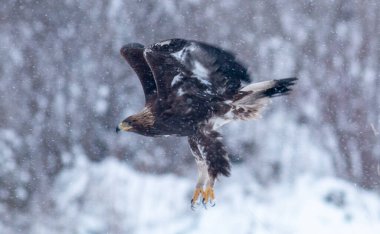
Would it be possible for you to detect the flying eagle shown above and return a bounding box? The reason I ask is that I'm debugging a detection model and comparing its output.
[116,38,297,208]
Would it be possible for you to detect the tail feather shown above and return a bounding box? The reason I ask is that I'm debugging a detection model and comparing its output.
[240,77,297,97]
[231,77,297,120]
[261,77,297,97]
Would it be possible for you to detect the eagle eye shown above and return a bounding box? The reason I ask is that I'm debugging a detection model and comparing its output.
[124,119,134,125]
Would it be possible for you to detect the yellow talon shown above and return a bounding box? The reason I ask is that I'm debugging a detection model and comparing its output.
[191,187,204,205]
[202,186,215,204]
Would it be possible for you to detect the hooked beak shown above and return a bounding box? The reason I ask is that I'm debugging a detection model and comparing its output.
[116,122,133,133]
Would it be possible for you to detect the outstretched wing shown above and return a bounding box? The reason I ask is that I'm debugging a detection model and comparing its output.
[142,48,191,100]
[120,43,157,103]
[143,38,251,129]
[188,128,230,178]
[150,38,251,98]
[144,48,218,132]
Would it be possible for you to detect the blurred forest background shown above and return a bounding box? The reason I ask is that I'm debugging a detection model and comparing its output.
[1,0,379,233]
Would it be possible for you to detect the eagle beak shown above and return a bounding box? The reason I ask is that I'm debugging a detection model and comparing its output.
[116,122,133,133]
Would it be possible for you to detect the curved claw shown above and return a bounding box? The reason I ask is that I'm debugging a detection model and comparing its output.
[209,199,216,207]
[202,198,216,209]
[190,186,216,209]
[202,199,207,209]
[191,199,201,211]
[190,188,204,210]
[201,186,216,208]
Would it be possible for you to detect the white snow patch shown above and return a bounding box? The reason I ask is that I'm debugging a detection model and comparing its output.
[108,0,122,18]
[95,100,108,114]
[39,157,380,234]
[94,85,109,114]
[98,85,109,97]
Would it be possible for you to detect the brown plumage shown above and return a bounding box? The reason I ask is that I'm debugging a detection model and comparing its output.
[116,38,297,208]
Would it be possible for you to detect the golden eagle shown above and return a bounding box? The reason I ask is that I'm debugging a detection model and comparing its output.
[116,39,297,208]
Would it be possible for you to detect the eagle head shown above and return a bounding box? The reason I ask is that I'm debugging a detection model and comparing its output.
[116,107,155,134]
[116,117,135,133]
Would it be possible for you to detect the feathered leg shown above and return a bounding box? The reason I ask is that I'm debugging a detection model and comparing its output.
[188,137,207,208]
[188,127,230,208]
[192,160,208,208]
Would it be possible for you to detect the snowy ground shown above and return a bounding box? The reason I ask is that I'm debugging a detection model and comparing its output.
[15,155,380,234]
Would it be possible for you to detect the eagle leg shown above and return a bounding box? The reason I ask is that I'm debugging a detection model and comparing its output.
[188,127,230,209]
[190,160,208,209]
[202,176,216,207]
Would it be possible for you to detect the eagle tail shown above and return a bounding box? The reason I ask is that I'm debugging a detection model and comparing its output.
[231,77,297,120]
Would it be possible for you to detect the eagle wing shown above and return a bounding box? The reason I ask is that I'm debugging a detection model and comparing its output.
[142,48,192,100]
[150,39,251,99]
[143,38,252,117]
[120,43,157,103]
[143,47,219,135]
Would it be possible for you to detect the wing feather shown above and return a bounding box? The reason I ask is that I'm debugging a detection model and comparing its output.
[142,48,187,100]
[151,39,251,98]
[120,43,157,103]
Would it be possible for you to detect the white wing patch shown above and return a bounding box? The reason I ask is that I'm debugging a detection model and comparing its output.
[171,74,183,87]
[208,116,231,130]
[195,76,211,86]
[171,43,212,87]
[192,60,209,78]
[171,42,197,62]
[171,48,186,61]
[155,40,172,47]
[177,88,185,96]
[170,42,214,96]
